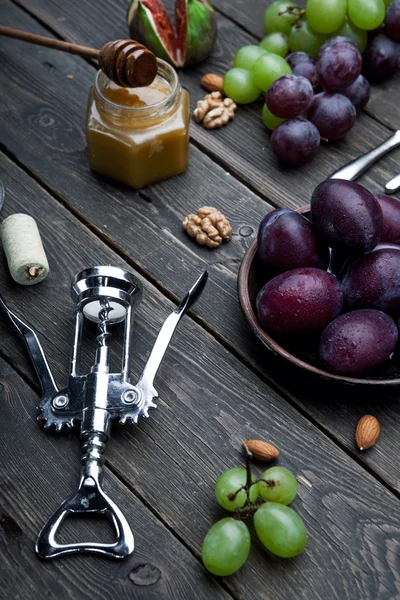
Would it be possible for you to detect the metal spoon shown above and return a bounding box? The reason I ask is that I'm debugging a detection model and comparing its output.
[384,173,400,194]
[329,130,400,181]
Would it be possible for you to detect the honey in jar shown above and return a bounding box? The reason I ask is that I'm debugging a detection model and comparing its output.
[86,60,190,189]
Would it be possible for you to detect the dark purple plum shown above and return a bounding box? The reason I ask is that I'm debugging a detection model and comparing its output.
[341,244,400,312]
[385,0,400,42]
[266,75,314,118]
[257,209,329,272]
[271,118,320,166]
[363,35,399,81]
[311,179,383,254]
[285,52,318,89]
[317,42,362,91]
[376,194,400,244]
[337,75,370,111]
[320,309,398,375]
[307,92,356,140]
[256,268,343,336]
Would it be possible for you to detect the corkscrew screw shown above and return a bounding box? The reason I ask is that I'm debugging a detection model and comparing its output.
[0,266,207,560]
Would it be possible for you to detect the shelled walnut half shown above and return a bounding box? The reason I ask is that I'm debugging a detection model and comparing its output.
[193,92,237,130]
[183,206,232,249]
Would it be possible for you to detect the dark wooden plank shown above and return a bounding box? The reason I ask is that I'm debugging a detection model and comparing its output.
[1,0,400,495]
[10,0,400,203]
[0,149,399,599]
[0,357,232,600]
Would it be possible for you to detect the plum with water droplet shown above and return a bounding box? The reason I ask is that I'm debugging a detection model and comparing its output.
[257,209,329,272]
[320,309,398,374]
[256,268,343,336]
[341,244,400,312]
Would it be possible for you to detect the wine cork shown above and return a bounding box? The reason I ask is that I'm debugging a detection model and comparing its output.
[1,214,49,285]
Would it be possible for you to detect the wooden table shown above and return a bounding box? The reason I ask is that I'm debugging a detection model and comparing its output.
[0,0,399,598]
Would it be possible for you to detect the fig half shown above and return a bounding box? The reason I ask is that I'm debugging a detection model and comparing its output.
[127,0,217,67]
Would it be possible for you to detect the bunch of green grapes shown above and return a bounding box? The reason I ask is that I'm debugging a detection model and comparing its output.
[222,0,400,166]
[202,460,308,577]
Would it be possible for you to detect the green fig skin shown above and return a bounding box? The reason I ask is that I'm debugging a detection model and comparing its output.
[127,0,217,67]
[185,0,218,66]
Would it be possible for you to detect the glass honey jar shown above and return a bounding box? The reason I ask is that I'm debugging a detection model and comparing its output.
[86,60,190,189]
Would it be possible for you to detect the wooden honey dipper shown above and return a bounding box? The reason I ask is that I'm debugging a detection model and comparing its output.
[0,26,158,87]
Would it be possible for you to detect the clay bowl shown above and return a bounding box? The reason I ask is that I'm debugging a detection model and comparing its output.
[238,206,400,386]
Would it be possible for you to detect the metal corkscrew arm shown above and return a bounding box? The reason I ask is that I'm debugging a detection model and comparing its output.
[0,266,208,560]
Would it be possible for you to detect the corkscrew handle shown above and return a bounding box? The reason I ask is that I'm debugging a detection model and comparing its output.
[35,433,134,560]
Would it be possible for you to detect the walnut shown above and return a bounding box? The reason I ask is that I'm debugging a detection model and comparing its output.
[183,207,232,249]
[193,92,237,129]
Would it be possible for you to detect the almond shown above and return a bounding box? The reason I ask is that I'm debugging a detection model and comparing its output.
[243,439,279,462]
[355,415,380,451]
[201,73,224,94]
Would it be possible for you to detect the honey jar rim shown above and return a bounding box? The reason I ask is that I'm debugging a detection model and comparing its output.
[94,58,180,117]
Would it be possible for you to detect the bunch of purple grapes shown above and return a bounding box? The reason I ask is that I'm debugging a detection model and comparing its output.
[268,0,400,166]
[224,0,400,166]
[256,179,400,376]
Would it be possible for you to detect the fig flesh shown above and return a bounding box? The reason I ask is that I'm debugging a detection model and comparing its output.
[127,0,217,67]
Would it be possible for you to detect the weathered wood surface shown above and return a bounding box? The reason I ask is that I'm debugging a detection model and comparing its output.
[11,0,400,200]
[0,356,232,600]
[0,0,400,597]
[1,0,400,493]
[0,138,399,599]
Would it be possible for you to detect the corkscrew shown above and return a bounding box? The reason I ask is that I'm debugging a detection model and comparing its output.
[0,266,207,560]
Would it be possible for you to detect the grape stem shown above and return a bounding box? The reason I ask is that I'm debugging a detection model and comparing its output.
[278,6,306,25]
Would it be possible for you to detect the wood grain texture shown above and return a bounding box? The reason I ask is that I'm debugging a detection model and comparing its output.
[9,0,400,203]
[0,357,232,600]
[0,150,399,599]
[1,0,400,494]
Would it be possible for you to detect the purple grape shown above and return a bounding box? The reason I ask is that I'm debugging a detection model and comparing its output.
[319,36,357,56]
[376,194,400,244]
[307,92,356,140]
[266,75,314,118]
[311,179,383,254]
[257,209,329,272]
[320,309,398,375]
[271,118,320,166]
[317,42,362,91]
[363,34,399,81]
[385,0,400,43]
[286,52,318,89]
[336,75,370,111]
[256,268,343,336]
[341,244,400,312]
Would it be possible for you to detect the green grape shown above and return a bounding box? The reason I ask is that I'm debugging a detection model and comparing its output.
[383,0,392,6]
[347,0,385,30]
[264,0,301,36]
[259,466,298,505]
[259,33,289,57]
[223,68,261,104]
[333,15,368,53]
[289,19,328,58]
[254,503,308,558]
[215,468,259,511]
[262,104,286,131]
[306,0,347,33]
[252,54,292,92]
[233,45,268,70]
[202,518,251,576]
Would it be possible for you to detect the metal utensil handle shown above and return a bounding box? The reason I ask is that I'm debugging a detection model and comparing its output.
[36,432,134,559]
[329,130,400,181]
[137,271,208,396]
[0,294,58,398]
[385,173,400,194]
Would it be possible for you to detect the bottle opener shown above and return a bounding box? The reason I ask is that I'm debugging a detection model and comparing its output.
[0,266,207,560]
